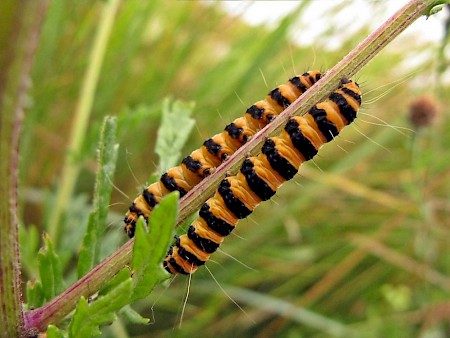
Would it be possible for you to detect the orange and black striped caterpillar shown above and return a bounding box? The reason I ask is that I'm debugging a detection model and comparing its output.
[163,78,362,275]
[124,71,323,237]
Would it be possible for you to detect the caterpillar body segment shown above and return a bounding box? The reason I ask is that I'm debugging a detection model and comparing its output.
[124,71,323,237]
[163,79,362,275]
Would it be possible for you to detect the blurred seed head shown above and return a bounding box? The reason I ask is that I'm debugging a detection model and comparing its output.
[408,95,440,129]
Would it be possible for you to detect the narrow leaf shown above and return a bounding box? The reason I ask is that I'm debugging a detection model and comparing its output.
[78,116,119,278]
[68,277,132,337]
[119,305,151,324]
[26,280,44,309]
[37,234,64,301]
[155,98,195,173]
[99,268,131,297]
[117,104,161,135]
[76,213,97,279]
[131,192,178,301]
[19,224,40,277]
[46,325,65,338]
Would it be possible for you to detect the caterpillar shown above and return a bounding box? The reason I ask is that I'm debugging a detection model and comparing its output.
[124,70,323,237]
[163,78,362,275]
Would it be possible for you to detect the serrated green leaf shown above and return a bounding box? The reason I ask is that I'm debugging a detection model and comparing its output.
[19,224,40,277]
[78,116,119,278]
[94,116,119,227]
[119,305,151,324]
[99,268,132,296]
[69,297,102,337]
[46,325,65,338]
[76,213,97,279]
[68,277,132,338]
[26,279,44,309]
[131,217,151,271]
[155,98,195,173]
[117,104,161,136]
[38,234,64,301]
[427,3,445,16]
[131,192,178,301]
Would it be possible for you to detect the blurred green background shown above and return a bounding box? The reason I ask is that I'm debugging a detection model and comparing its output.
[13,0,450,337]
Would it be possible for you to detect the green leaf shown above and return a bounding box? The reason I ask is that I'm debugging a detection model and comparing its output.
[76,213,97,279]
[119,305,151,324]
[99,268,131,297]
[46,325,65,338]
[38,233,64,301]
[77,116,119,278]
[427,2,447,17]
[26,279,44,309]
[93,116,119,231]
[117,104,161,136]
[155,98,195,173]
[19,224,40,277]
[131,192,178,302]
[68,277,132,338]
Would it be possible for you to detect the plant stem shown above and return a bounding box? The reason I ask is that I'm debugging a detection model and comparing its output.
[24,240,134,332]
[23,0,444,332]
[0,1,49,337]
[47,0,121,246]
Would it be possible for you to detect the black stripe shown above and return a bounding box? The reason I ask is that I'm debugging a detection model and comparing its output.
[218,179,252,219]
[225,122,243,140]
[176,237,206,267]
[163,247,174,273]
[187,225,220,254]
[168,256,190,275]
[269,87,292,109]
[342,85,361,105]
[240,159,275,201]
[289,76,307,93]
[285,119,318,160]
[160,173,188,197]
[183,155,212,177]
[204,138,221,156]
[128,202,144,217]
[164,247,190,275]
[142,189,158,208]
[337,86,361,122]
[246,104,264,119]
[199,203,234,236]
[262,138,297,180]
[182,155,202,173]
[308,71,322,84]
[124,215,136,225]
[124,219,136,238]
[309,106,339,142]
[163,260,172,274]
[329,91,357,124]
[247,103,275,122]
